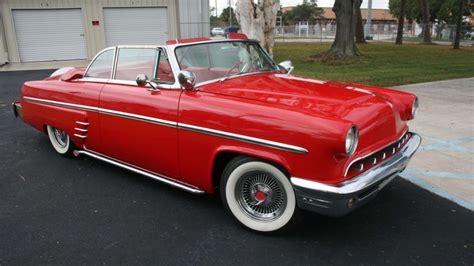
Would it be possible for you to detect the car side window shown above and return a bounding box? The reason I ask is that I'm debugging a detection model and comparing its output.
[155,50,174,83]
[114,48,158,81]
[84,49,115,79]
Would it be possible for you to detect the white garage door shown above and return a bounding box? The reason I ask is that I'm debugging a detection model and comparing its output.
[12,9,88,62]
[103,7,169,47]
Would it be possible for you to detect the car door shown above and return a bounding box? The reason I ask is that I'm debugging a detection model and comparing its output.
[97,47,181,179]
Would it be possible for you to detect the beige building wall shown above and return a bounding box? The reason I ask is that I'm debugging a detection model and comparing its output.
[0,10,8,64]
[0,0,180,63]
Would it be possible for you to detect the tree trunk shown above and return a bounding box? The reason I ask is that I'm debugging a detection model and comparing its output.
[419,0,432,43]
[395,0,406,45]
[355,0,365,43]
[328,0,361,57]
[235,0,280,56]
[453,0,464,49]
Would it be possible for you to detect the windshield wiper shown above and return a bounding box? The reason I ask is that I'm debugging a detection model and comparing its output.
[220,69,248,82]
[220,68,277,83]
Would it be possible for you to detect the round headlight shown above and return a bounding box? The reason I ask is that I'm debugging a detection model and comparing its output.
[345,126,359,155]
[411,97,419,119]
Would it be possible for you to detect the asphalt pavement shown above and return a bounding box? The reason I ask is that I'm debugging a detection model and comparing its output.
[1,70,473,265]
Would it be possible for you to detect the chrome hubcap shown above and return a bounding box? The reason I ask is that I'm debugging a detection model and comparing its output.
[236,171,286,221]
[53,128,68,147]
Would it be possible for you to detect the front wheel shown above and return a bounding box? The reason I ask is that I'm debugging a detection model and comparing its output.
[220,157,297,232]
[46,125,75,156]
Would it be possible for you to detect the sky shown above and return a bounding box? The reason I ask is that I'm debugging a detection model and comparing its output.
[210,0,389,16]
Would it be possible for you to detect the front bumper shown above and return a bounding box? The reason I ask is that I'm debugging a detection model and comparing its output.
[12,102,22,118]
[291,133,421,217]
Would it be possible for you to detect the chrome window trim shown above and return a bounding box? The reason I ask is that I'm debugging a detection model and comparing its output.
[77,41,263,90]
[112,46,159,80]
[22,96,308,154]
[111,46,119,79]
[81,45,181,89]
[83,47,117,79]
[164,45,185,89]
[75,77,109,83]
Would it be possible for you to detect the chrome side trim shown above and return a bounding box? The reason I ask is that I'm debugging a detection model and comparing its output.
[74,134,87,139]
[178,123,309,154]
[344,128,409,176]
[24,96,308,154]
[74,149,205,194]
[74,127,88,132]
[24,96,98,112]
[99,108,177,128]
[24,96,176,128]
[292,133,421,195]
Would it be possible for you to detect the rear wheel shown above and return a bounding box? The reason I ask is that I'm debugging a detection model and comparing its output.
[220,156,297,232]
[46,125,75,156]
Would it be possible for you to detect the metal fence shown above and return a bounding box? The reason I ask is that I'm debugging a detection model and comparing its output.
[275,23,474,45]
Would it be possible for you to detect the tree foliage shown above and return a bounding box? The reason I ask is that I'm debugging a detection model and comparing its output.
[220,7,240,26]
[389,0,473,24]
[280,0,323,24]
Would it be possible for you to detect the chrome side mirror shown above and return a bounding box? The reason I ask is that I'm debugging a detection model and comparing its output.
[278,60,294,75]
[136,74,148,86]
[178,70,197,91]
[136,74,159,91]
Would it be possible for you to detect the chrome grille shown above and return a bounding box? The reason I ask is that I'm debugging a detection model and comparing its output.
[347,132,411,176]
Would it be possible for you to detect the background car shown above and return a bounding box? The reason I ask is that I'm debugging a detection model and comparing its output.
[224,26,239,38]
[211,27,225,36]
[464,31,474,40]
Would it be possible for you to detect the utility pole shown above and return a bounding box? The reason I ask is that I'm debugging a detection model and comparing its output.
[365,0,373,39]
[229,0,233,27]
[215,0,218,17]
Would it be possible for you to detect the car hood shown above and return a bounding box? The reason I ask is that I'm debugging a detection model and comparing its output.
[200,72,408,151]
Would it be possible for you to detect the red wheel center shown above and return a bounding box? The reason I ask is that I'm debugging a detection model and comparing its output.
[255,191,267,201]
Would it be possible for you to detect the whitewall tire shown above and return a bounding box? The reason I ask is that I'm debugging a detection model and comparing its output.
[46,125,75,156]
[220,157,297,232]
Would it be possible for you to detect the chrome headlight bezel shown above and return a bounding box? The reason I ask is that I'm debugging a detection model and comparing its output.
[411,97,419,119]
[345,126,359,156]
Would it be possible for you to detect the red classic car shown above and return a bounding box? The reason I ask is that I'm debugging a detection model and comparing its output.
[13,36,421,232]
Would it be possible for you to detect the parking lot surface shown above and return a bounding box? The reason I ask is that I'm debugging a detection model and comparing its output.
[1,70,473,265]
[395,78,474,210]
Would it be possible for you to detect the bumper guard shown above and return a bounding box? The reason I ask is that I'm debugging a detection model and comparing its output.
[291,133,421,216]
[12,102,22,119]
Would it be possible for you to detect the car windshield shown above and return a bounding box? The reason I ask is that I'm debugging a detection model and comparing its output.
[175,41,279,84]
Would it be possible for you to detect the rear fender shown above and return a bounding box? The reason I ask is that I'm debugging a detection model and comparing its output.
[22,100,89,147]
